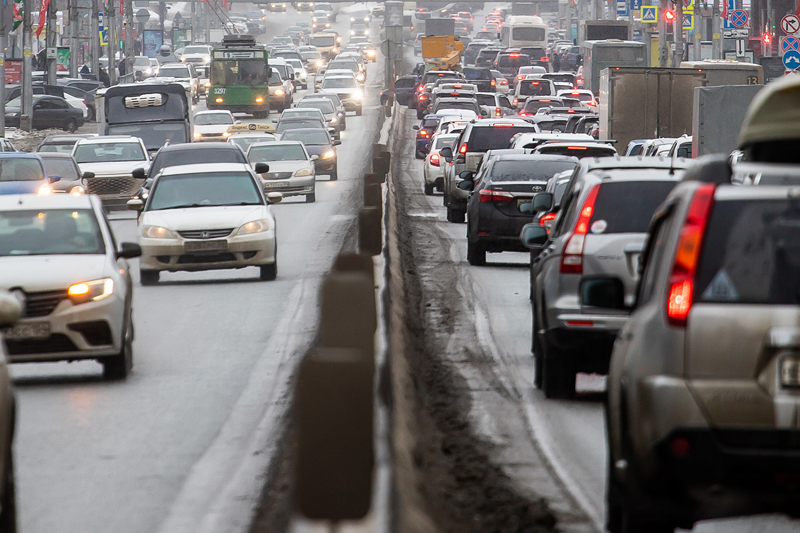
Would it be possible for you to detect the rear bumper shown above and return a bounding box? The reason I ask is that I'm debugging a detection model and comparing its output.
[544,325,619,372]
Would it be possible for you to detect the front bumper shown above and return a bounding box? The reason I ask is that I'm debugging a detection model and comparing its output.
[312,158,337,173]
[262,175,315,197]
[5,292,124,363]
[341,98,362,112]
[140,232,276,272]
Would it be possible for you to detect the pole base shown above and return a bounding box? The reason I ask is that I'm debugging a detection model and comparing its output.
[19,115,31,132]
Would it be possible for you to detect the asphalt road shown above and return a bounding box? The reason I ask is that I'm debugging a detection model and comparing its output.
[11,6,384,533]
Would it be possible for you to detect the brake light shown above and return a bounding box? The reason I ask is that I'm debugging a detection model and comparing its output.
[492,123,513,126]
[531,81,539,85]
[501,79,508,85]
[510,53,519,57]
[571,92,580,95]
[430,153,440,166]
[560,184,599,274]
[418,130,430,138]
[539,212,557,227]
[540,56,548,60]
[587,101,597,106]
[479,188,514,202]
[454,84,463,88]
[491,79,496,86]
[540,99,551,102]
[567,146,587,150]
[495,107,501,116]
[519,112,528,116]
[459,143,467,154]
[419,95,425,101]
[418,85,424,92]
[666,184,715,327]
[517,75,524,80]
[513,98,518,104]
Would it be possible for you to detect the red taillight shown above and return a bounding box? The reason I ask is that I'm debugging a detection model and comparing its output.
[454,84,463,88]
[510,53,519,57]
[539,99,551,102]
[418,85,424,92]
[560,184,600,274]
[419,95,425,101]
[493,123,514,126]
[517,75,524,80]
[419,130,430,138]
[531,81,539,85]
[479,188,514,202]
[539,56,548,60]
[513,98,518,104]
[495,107,501,116]
[430,153,440,166]
[491,79,496,86]
[458,143,467,154]
[571,92,580,95]
[501,79,508,85]
[539,212,556,227]
[587,101,597,106]
[666,184,715,327]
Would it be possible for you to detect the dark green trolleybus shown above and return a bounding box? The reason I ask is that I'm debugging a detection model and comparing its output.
[208,34,270,118]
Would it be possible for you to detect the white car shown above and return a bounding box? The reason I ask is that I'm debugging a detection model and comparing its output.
[72,136,151,207]
[155,62,199,104]
[179,44,212,66]
[319,75,363,115]
[490,69,510,94]
[423,133,458,196]
[0,194,141,378]
[131,163,281,284]
[63,93,89,118]
[193,110,236,142]
[556,89,597,108]
[284,58,308,90]
[247,141,316,202]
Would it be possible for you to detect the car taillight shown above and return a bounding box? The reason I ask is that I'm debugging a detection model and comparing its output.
[517,75,524,80]
[540,56,548,61]
[458,142,467,154]
[491,79,496,86]
[479,188,514,202]
[419,130,430,138]
[418,85,424,92]
[519,112,528,116]
[419,95,425,101]
[539,212,557,230]
[430,153,440,166]
[501,79,508,85]
[513,98,518,104]
[495,107,501,116]
[666,184,715,327]
[560,184,599,274]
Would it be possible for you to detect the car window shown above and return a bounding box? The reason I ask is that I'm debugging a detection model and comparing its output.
[466,125,536,151]
[0,158,46,181]
[148,172,263,210]
[74,142,146,163]
[0,209,105,256]
[195,113,234,125]
[519,80,552,96]
[589,181,676,234]
[41,158,79,179]
[150,148,246,176]
[297,100,335,113]
[638,211,674,305]
[489,160,576,182]
[281,130,329,144]
[248,144,307,162]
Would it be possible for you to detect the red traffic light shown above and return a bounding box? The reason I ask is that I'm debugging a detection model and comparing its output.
[764,33,771,44]
[665,9,675,20]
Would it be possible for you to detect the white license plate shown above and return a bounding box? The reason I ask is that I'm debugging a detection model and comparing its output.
[184,240,228,252]
[264,181,289,189]
[2,322,50,340]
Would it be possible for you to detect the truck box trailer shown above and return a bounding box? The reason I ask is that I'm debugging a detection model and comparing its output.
[692,84,763,158]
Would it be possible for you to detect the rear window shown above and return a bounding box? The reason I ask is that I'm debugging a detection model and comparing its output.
[489,160,576,182]
[588,181,676,234]
[395,78,416,88]
[512,27,546,41]
[435,101,477,112]
[519,80,552,96]
[520,46,546,59]
[497,55,530,68]
[523,98,561,112]
[694,199,800,304]
[476,94,496,106]
[464,68,492,80]
[422,117,442,128]
[537,145,616,158]
[467,125,536,151]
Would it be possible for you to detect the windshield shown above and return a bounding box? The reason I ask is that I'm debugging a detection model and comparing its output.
[468,126,536,151]
[287,60,303,69]
[497,55,530,68]
[594,46,645,63]
[150,148,247,176]
[74,142,146,163]
[184,46,209,54]
[41,158,78,180]
[311,35,335,46]
[0,209,105,256]
[284,110,323,120]
[277,119,324,133]
[0,158,46,181]
[107,124,187,149]
[211,60,268,86]
[313,94,342,106]
[148,172,262,210]
[523,98,562,112]
[489,160,576,182]
[231,136,275,151]
[435,101,477,112]
[301,50,321,60]
[134,56,150,66]
[512,27,545,41]
[297,100,334,113]
[328,62,358,73]
[519,80,553,96]
[37,142,76,153]
[195,113,234,125]
[322,77,357,89]
[281,130,329,144]
[537,145,616,158]
[6,97,20,107]
[159,66,191,78]
[434,136,457,149]
[249,144,307,162]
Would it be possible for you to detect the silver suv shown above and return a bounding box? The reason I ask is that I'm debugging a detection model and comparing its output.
[523,156,689,399]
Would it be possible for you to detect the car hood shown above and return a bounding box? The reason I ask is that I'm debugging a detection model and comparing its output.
[302,144,333,155]
[142,205,268,231]
[194,124,231,134]
[78,161,149,176]
[0,180,46,194]
[322,87,358,96]
[260,160,311,173]
[0,254,110,292]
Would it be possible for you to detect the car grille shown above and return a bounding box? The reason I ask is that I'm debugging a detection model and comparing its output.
[177,229,234,239]
[5,334,78,355]
[198,133,223,139]
[23,290,67,318]
[177,253,237,264]
[87,176,140,198]
[184,57,206,63]
[263,172,293,180]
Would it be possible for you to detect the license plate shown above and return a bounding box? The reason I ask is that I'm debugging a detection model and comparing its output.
[2,322,50,340]
[264,181,289,189]
[184,240,228,252]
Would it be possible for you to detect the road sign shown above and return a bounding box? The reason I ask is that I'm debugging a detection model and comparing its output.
[783,50,800,69]
[98,13,108,46]
[782,14,800,35]
[782,35,800,53]
[723,28,749,37]
[641,5,657,23]
[135,8,150,24]
[682,11,694,29]
[731,9,748,27]
[722,0,735,29]
[617,0,629,17]
[630,0,642,11]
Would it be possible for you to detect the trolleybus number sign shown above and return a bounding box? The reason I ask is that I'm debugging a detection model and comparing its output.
[222,51,257,59]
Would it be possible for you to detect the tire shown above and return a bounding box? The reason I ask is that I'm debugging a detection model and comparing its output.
[542,342,576,399]
[0,448,16,533]
[447,207,465,224]
[424,182,434,196]
[306,193,316,203]
[329,167,338,181]
[103,310,133,380]
[87,106,96,122]
[260,262,277,281]
[64,119,77,133]
[140,269,159,286]
[466,239,486,265]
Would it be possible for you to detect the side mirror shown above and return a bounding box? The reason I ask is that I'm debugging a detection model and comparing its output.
[49,174,61,183]
[0,292,22,328]
[132,168,146,180]
[311,154,319,161]
[532,192,554,212]
[457,179,473,191]
[267,192,283,204]
[519,202,534,214]
[440,146,453,161]
[117,242,142,259]
[580,277,626,310]
[333,140,342,146]
[126,198,144,211]
[458,170,474,180]
[412,125,419,130]
[254,162,270,174]
[520,223,549,249]
[82,171,95,180]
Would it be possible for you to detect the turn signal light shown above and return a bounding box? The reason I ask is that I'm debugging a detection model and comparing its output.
[215,97,223,103]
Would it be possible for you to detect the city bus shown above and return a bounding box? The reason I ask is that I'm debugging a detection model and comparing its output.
[580,40,647,94]
[207,34,270,118]
[500,15,547,49]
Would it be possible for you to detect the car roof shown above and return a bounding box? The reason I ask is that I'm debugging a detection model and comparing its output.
[35,152,75,160]
[159,163,253,176]
[580,155,690,171]
[195,110,232,115]
[0,153,42,160]
[75,136,142,144]
[0,193,94,210]
[493,153,577,162]
[157,142,239,151]
[280,128,330,136]
[251,140,304,147]
[471,118,535,127]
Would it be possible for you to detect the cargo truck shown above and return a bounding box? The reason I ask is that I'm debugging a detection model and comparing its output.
[691,84,762,158]
[580,40,648,94]
[598,67,706,151]
[679,60,763,86]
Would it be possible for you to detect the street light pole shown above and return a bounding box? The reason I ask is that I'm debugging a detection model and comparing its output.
[46,0,57,85]
[20,0,32,131]
[125,0,133,78]
[0,0,7,138]
[658,0,669,65]
[91,0,99,82]
[108,0,116,84]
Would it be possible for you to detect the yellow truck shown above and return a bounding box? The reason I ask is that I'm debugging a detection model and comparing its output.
[421,35,463,71]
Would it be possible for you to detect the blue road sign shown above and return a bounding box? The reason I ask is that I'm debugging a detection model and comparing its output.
[617,0,629,17]
[641,5,657,23]
[782,36,800,53]
[630,0,642,11]
[783,50,800,70]
[722,0,735,29]
[731,9,748,27]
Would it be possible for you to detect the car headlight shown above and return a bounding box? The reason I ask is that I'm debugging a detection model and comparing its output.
[67,278,114,304]
[204,56,210,62]
[145,67,152,74]
[329,117,337,123]
[142,225,176,239]
[205,81,211,87]
[295,167,313,176]
[275,89,284,96]
[323,150,335,159]
[356,73,365,82]
[180,57,186,61]
[316,60,323,66]
[70,185,85,196]
[364,29,369,35]
[350,30,355,35]
[37,184,52,195]
[236,219,271,235]
[352,90,363,99]
[367,50,375,56]
[223,131,231,137]
[193,131,201,139]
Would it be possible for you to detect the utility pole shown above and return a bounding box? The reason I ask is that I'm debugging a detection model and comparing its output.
[125,0,132,78]
[108,0,116,84]
[658,0,669,65]
[190,0,195,42]
[674,2,684,63]
[204,0,209,42]
[0,0,7,138]
[91,0,99,82]
[693,0,701,58]
[69,0,78,76]
[712,0,721,58]
[46,0,57,84]
[20,0,32,131]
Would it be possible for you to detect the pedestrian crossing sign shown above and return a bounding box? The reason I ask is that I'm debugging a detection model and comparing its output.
[641,5,658,23]
[682,11,694,29]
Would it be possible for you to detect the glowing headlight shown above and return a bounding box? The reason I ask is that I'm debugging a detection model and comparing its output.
[236,219,271,235]
[142,225,176,239]
[316,60,323,66]
[204,56,210,62]
[255,96,264,103]
[356,73,365,82]
[352,90,363,99]
[215,97,223,103]
[366,50,375,56]
[275,89,284,96]
[364,29,369,35]
[37,183,53,195]
[350,30,355,35]
[70,185,86,196]
[205,81,211,87]
[67,278,114,304]
[295,167,313,177]
[323,150,335,159]
[222,132,231,137]
[329,117,337,123]
[180,57,186,61]
[145,67,152,74]
[193,131,201,139]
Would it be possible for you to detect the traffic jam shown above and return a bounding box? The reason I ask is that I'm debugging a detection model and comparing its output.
[0,0,799,532]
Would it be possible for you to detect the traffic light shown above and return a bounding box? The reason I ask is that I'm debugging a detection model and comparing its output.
[665,9,675,21]
[764,33,771,44]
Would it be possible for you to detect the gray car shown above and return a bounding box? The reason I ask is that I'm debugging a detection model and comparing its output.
[523,156,689,399]
[248,141,317,203]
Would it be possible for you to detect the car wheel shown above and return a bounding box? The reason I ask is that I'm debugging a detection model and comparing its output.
[103,311,133,380]
[329,167,338,181]
[64,119,77,133]
[140,269,159,286]
[260,262,277,281]
[424,182,434,195]
[448,207,465,223]
[542,341,576,399]
[306,192,316,203]
[0,447,16,533]
[466,239,485,265]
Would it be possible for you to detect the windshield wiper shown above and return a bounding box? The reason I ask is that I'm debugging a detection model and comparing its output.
[157,203,204,210]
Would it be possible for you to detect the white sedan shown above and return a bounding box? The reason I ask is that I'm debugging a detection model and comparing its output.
[423,133,458,196]
[0,194,141,378]
[193,110,236,142]
[130,163,281,284]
